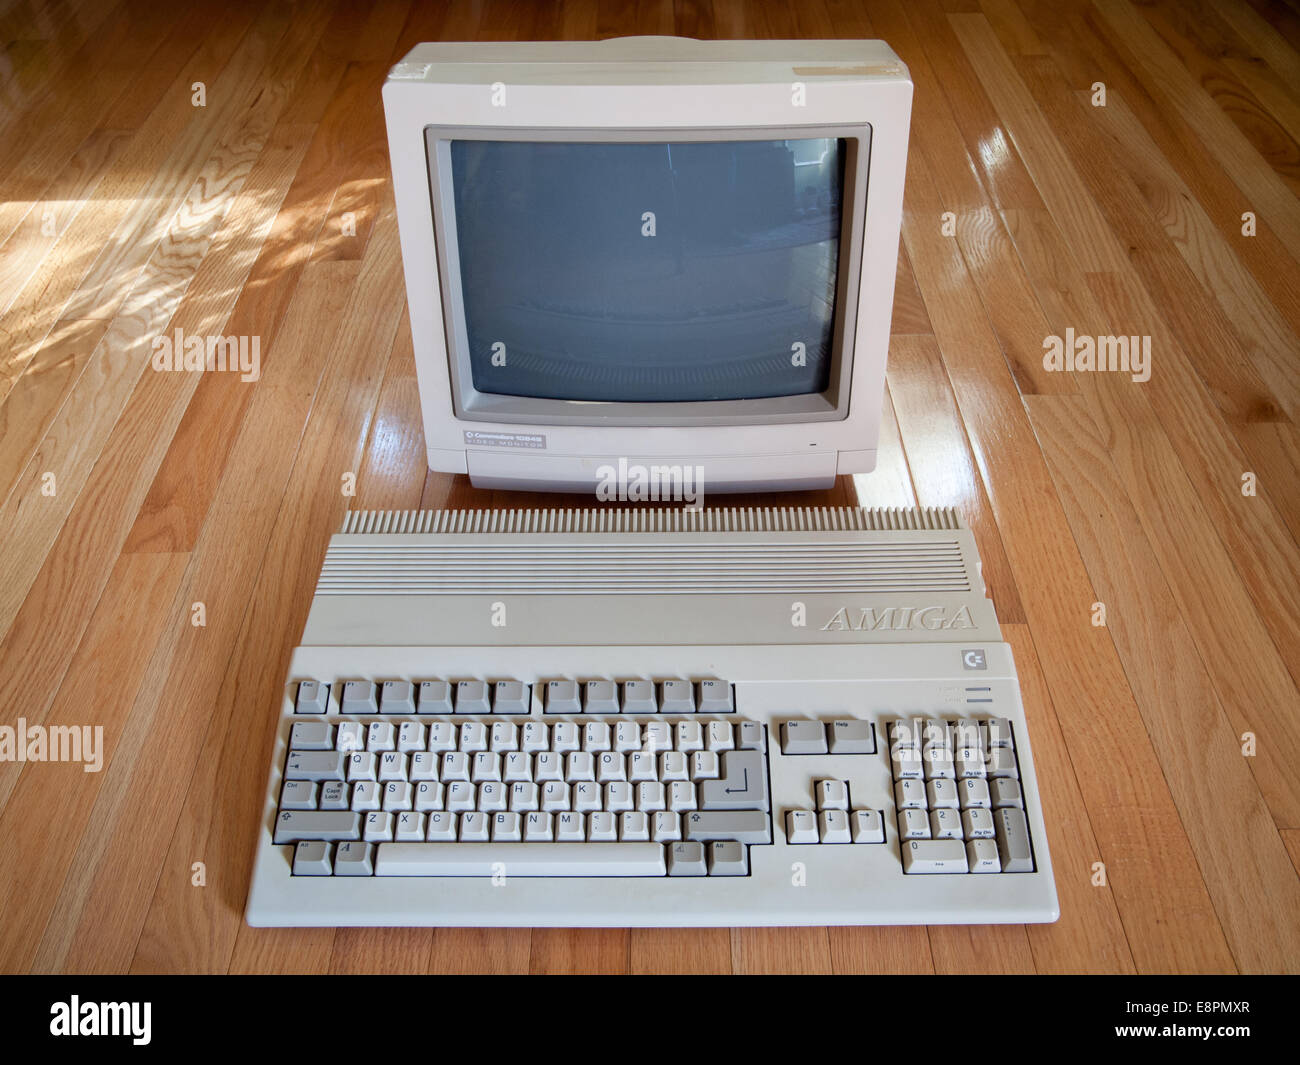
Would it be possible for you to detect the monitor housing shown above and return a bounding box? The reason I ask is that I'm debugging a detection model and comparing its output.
[382,37,912,493]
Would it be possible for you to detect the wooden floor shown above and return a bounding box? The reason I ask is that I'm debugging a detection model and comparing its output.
[1,0,1298,975]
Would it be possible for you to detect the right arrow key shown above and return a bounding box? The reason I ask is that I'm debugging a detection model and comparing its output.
[699,750,768,810]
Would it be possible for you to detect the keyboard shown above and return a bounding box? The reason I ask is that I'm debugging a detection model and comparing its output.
[246,506,1059,926]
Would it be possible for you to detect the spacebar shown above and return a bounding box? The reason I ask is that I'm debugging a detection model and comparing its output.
[374,842,667,876]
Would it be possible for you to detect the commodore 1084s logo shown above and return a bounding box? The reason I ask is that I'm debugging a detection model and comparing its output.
[821,605,975,631]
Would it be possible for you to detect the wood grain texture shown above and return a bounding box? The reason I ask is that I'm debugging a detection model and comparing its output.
[0,0,1296,974]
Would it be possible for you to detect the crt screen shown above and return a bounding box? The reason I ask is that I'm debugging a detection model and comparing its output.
[446,138,845,404]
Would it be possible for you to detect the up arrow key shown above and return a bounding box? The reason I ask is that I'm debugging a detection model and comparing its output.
[700,750,767,810]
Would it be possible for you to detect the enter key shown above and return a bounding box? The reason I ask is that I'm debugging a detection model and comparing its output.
[700,750,768,810]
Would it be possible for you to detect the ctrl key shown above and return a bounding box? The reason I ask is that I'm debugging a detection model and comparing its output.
[901,838,969,874]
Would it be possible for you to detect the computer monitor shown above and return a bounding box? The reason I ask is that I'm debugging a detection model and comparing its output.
[382,37,912,494]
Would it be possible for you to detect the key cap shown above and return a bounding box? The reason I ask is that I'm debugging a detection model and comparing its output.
[637,781,666,812]
[544,680,582,714]
[696,680,733,714]
[583,721,612,752]
[675,721,703,754]
[604,781,633,813]
[922,721,951,750]
[319,781,348,810]
[642,721,672,752]
[953,719,982,749]
[967,837,1001,872]
[274,811,361,845]
[478,781,506,812]
[440,752,470,782]
[898,808,930,840]
[363,812,393,842]
[659,679,695,713]
[395,811,425,840]
[280,780,318,810]
[534,751,563,783]
[902,838,969,874]
[584,680,619,713]
[962,807,995,839]
[994,807,1033,871]
[815,779,849,811]
[367,722,396,752]
[285,751,347,782]
[785,810,819,844]
[574,782,602,812]
[889,719,921,752]
[923,746,955,780]
[556,811,585,841]
[699,750,767,810]
[956,747,986,779]
[378,751,408,783]
[455,680,491,714]
[293,842,332,873]
[828,719,876,754]
[930,807,962,840]
[335,722,365,752]
[851,809,885,844]
[781,720,827,755]
[960,777,992,809]
[449,780,480,811]
[927,778,959,810]
[705,721,734,752]
[987,717,1014,748]
[340,680,378,714]
[660,751,689,782]
[614,721,640,753]
[509,782,539,812]
[891,746,924,780]
[351,781,380,811]
[425,811,457,841]
[502,751,530,783]
[596,752,626,783]
[691,750,720,781]
[708,840,747,875]
[541,781,568,812]
[459,811,489,842]
[380,680,416,713]
[295,681,329,715]
[621,679,657,713]
[525,811,553,841]
[895,778,927,810]
[587,811,617,841]
[290,721,333,751]
[989,778,1023,808]
[459,721,487,753]
[409,752,438,782]
[398,722,426,753]
[490,721,519,752]
[333,841,374,876]
[417,680,454,714]
[414,781,443,811]
[667,841,708,876]
[668,781,696,812]
[652,810,681,842]
[375,842,668,877]
[548,723,579,754]
[738,721,765,750]
[620,811,649,841]
[493,680,531,714]
[493,812,523,841]
[566,751,595,783]
[382,781,413,810]
[987,748,1019,779]
[347,752,377,781]
[819,809,851,843]
[684,810,769,844]
[427,722,457,752]
[521,721,549,753]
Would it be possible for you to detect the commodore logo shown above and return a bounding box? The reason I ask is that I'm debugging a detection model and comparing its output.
[821,605,975,632]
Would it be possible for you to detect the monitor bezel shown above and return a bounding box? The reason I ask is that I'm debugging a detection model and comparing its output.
[423,124,870,427]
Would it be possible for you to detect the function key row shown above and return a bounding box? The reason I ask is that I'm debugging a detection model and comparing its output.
[294,678,734,715]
